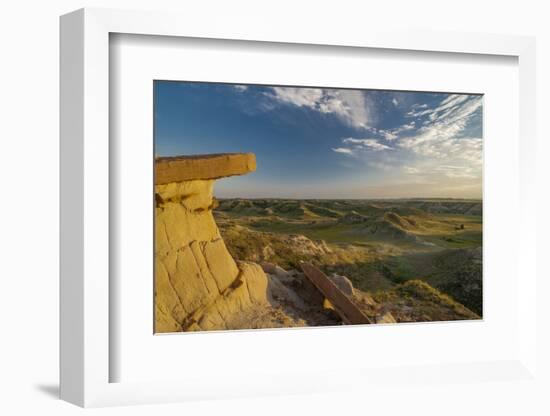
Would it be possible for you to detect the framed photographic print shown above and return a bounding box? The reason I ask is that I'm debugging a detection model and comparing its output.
[153,81,483,334]
[60,7,539,408]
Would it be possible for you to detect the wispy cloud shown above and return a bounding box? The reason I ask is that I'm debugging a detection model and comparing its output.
[265,87,372,129]
[377,121,416,141]
[331,93,482,196]
[234,84,481,196]
[397,95,482,163]
[342,137,393,151]
[405,94,474,121]
[332,147,354,154]
[331,137,394,156]
[403,166,420,174]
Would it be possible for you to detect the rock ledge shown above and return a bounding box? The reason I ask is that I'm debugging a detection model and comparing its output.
[156,153,256,184]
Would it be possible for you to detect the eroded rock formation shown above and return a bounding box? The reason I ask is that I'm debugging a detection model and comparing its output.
[155,154,271,332]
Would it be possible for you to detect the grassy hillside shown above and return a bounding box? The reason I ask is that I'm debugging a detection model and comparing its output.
[215,198,483,321]
[372,280,480,322]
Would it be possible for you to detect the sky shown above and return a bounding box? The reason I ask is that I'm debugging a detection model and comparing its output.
[154,81,483,199]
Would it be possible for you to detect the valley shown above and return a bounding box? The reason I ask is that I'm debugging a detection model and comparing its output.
[215,198,483,319]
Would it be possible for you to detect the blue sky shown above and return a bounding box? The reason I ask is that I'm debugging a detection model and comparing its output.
[154,81,482,199]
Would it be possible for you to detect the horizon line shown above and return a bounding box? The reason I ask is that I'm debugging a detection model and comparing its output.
[214,196,482,201]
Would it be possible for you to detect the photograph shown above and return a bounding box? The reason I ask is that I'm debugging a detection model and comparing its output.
[154,81,483,333]
[8,1,540,412]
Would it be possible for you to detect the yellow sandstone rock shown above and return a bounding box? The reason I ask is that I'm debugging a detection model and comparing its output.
[156,153,256,184]
[154,154,268,333]
[238,261,269,305]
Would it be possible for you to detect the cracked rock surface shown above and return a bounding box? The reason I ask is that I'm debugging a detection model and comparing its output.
[155,179,273,332]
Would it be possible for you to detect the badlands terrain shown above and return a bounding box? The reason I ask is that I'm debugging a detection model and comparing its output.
[154,154,482,333]
[215,198,483,321]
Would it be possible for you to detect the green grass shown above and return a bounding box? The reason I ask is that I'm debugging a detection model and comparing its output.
[372,280,480,322]
[215,198,483,317]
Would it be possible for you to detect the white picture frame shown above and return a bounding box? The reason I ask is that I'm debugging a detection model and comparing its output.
[60,7,538,407]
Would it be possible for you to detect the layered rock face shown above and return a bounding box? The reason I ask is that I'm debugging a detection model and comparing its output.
[155,154,270,332]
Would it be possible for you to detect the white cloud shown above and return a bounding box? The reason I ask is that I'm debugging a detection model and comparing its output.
[406,94,475,121]
[332,147,354,154]
[265,87,371,129]
[378,121,416,141]
[326,93,482,198]
[233,85,248,92]
[378,94,483,190]
[398,95,482,164]
[381,131,398,141]
[264,89,482,195]
[268,87,322,108]
[333,95,481,174]
[332,137,393,158]
[399,121,416,132]
[392,98,399,106]
[342,137,393,151]
[406,107,432,117]
[403,166,420,174]
[342,138,363,145]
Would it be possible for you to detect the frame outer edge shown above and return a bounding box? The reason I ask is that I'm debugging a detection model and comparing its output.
[60,8,85,407]
[517,38,537,376]
[82,8,111,407]
[58,6,539,407]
